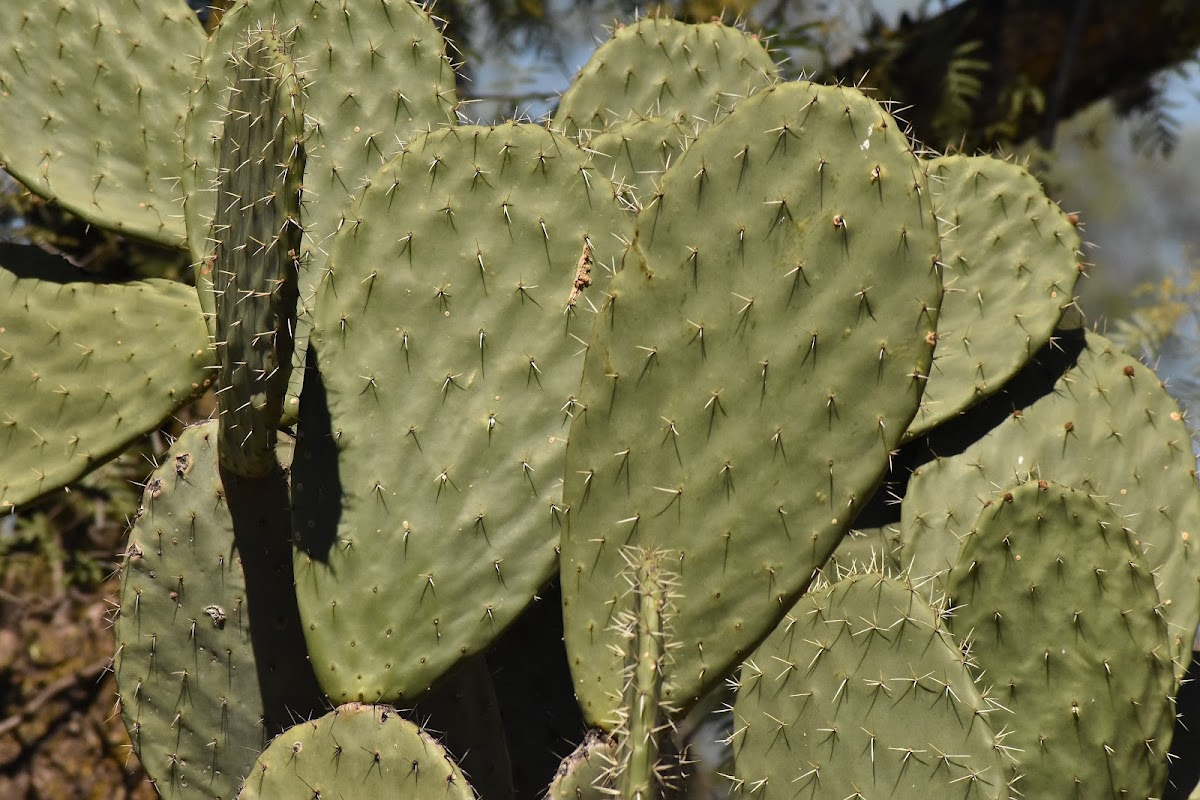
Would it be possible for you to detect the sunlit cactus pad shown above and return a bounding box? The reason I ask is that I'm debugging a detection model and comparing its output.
[730,572,1017,799]
[906,154,1082,438]
[0,252,213,511]
[560,80,941,726]
[902,331,1200,678]
[0,0,203,246]
[292,122,633,704]
[237,703,475,800]
[554,16,779,138]
[946,481,1175,798]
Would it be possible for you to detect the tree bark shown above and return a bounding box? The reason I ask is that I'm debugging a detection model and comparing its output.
[831,0,1200,151]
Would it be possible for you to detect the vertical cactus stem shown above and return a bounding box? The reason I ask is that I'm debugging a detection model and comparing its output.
[618,548,676,800]
[213,26,305,478]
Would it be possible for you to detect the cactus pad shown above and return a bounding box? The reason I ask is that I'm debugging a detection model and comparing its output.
[115,422,320,799]
[553,17,778,138]
[0,250,213,510]
[901,331,1200,679]
[946,481,1174,798]
[560,81,941,726]
[730,573,1016,799]
[906,155,1081,438]
[237,703,475,800]
[0,0,202,246]
[292,123,633,704]
[547,731,617,800]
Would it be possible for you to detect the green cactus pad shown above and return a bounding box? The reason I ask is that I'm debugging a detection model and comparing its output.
[182,0,460,419]
[553,17,778,139]
[0,249,213,511]
[586,115,697,208]
[546,731,617,800]
[237,703,475,800]
[901,331,1200,680]
[0,0,202,246]
[730,573,1016,799]
[945,481,1174,798]
[292,123,633,704]
[559,80,942,727]
[905,155,1082,439]
[212,28,305,478]
[115,422,321,799]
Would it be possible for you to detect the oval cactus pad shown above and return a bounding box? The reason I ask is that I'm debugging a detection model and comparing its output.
[560,81,942,726]
[293,123,633,703]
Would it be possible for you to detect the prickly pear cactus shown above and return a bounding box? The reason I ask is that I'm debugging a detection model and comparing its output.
[0,0,203,246]
[946,481,1175,797]
[560,80,942,726]
[729,572,1018,798]
[553,16,778,138]
[905,155,1082,438]
[210,27,305,477]
[237,703,476,800]
[0,250,213,512]
[902,331,1200,678]
[115,422,321,799]
[291,122,633,704]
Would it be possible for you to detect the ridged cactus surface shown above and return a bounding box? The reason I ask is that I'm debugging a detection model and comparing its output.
[292,123,633,704]
[730,573,1016,799]
[902,331,1200,678]
[906,155,1082,438]
[0,0,202,246]
[0,250,213,511]
[237,703,475,800]
[560,80,941,726]
[211,28,305,477]
[946,481,1175,797]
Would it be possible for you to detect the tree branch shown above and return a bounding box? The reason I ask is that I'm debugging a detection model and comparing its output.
[832,0,1200,151]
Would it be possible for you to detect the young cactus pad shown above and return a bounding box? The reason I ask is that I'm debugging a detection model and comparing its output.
[211,27,305,478]
[237,703,475,800]
[0,249,213,511]
[901,331,1200,679]
[0,0,203,246]
[559,80,941,727]
[115,422,320,799]
[553,16,779,138]
[730,573,1016,799]
[945,481,1175,798]
[291,123,633,704]
[905,154,1081,439]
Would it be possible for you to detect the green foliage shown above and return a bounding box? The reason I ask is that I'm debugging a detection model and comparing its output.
[0,4,1197,799]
